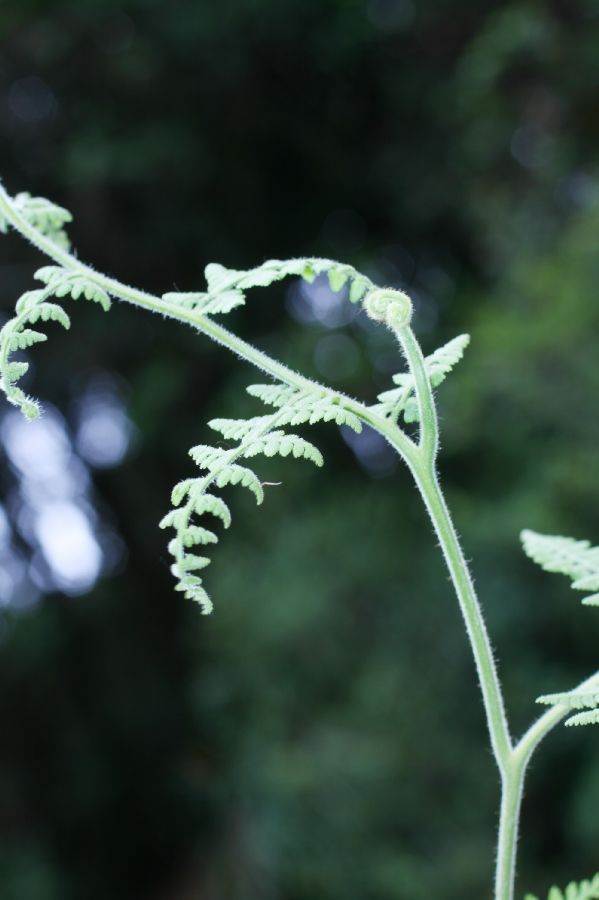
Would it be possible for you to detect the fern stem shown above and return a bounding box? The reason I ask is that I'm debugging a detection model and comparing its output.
[411,464,513,774]
[396,325,439,463]
[495,763,526,900]
[387,325,516,896]
[388,324,512,774]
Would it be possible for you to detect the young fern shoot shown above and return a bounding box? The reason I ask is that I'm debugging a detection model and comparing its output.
[0,178,597,900]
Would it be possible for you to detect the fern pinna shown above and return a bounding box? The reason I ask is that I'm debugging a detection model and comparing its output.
[0,178,598,900]
[522,530,599,727]
[525,873,599,900]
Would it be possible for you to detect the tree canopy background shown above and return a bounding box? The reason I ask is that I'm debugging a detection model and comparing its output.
[0,1,599,898]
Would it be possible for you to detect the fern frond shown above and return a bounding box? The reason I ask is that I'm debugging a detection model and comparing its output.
[374,333,470,422]
[161,257,376,318]
[0,259,113,420]
[13,191,72,249]
[521,530,599,604]
[0,287,71,420]
[525,873,599,900]
[522,530,599,727]
[161,374,336,612]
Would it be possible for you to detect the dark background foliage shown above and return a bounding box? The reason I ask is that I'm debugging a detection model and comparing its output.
[0,1,598,898]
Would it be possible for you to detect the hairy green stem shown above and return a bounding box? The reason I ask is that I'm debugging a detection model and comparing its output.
[496,763,527,900]
[393,325,512,775]
[396,325,439,464]
[414,465,513,774]
[391,324,518,897]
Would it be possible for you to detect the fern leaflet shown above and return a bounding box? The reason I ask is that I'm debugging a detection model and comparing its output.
[525,872,599,900]
[537,689,599,727]
[374,333,470,423]
[11,191,72,249]
[521,531,599,604]
[522,530,599,726]
[161,257,375,315]
[246,383,362,432]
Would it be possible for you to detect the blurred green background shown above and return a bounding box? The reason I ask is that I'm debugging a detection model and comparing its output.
[0,1,598,898]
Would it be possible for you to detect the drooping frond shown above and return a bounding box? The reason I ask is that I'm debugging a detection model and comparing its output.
[161,257,375,316]
[160,399,326,613]
[161,370,371,612]
[524,873,599,900]
[521,530,599,606]
[374,333,470,423]
[0,265,112,419]
[0,289,71,419]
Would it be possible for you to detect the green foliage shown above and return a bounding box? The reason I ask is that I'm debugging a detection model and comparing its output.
[246,384,363,431]
[0,259,112,419]
[525,873,599,900]
[522,531,599,727]
[159,378,337,613]
[162,256,375,315]
[1,165,598,900]
[521,531,599,607]
[34,266,111,311]
[0,289,71,420]
[0,192,72,249]
[374,333,470,423]
[1,5,599,898]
